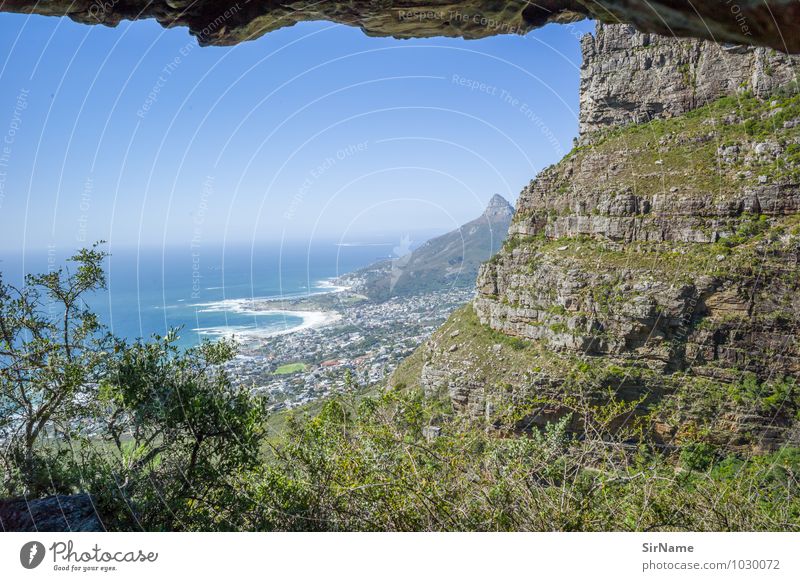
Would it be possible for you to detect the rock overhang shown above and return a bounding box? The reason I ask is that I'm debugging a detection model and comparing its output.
[2,1,799,53]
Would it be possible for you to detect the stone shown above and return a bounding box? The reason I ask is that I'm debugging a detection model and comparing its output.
[579,23,800,137]
[0,494,104,532]
[422,426,442,442]
[1,1,799,52]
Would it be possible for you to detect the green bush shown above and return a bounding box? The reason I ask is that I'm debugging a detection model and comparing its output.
[680,442,718,472]
[0,245,269,530]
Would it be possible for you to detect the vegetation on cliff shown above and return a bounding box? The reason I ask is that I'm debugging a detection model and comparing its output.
[213,386,800,531]
[384,89,800,530]
[2,251,797,531]
[447,89,800,453]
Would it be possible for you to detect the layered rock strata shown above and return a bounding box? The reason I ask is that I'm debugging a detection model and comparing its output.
[580,23,800,135]
[399,24,800,452]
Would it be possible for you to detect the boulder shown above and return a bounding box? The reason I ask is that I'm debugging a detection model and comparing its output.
[0,494,104,532]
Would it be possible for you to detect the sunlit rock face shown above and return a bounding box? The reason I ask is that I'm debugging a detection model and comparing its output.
[2,1,799,52]
[391,24,800,452]
[579,23,800,136]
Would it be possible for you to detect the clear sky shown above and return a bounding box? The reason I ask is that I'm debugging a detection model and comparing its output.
[0,13,594,253]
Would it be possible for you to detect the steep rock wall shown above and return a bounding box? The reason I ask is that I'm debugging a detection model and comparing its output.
[400,24,800,452]
[580,23,799,136]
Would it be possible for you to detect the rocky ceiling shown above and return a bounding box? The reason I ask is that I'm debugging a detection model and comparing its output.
[2,1,799,53]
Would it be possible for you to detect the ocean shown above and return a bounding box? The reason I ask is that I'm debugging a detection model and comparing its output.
[0,242,394,349]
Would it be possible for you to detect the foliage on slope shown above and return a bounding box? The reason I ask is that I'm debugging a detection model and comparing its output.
[1,247,797,531]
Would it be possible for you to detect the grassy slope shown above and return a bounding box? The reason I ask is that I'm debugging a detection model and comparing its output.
[569,90,800,196]
[352,209,512,300]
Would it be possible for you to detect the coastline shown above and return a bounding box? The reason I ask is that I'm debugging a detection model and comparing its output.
[191,278,350,342]
[193,309,342,342]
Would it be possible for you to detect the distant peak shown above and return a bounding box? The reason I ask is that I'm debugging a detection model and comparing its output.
[483,194,514,219]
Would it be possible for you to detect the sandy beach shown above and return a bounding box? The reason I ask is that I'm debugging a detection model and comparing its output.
[191,296,343,341]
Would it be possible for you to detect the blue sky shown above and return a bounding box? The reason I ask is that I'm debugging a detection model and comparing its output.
[0,14,594,253]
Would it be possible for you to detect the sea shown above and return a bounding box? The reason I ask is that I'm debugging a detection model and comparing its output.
[0,241,397,349]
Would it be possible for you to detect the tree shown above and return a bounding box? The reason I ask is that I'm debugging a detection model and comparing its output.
[0,244,269,531]
[95,333,269,530]
[0,243,110,494]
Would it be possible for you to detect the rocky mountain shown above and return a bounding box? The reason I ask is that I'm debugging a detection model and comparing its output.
[579,23,799,136]
[394,23,800,453]
[3,1,798,52]
[343,195,514,301]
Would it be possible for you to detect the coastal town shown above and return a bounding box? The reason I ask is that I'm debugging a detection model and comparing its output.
[223,286,473,410]
[217,195,514,410]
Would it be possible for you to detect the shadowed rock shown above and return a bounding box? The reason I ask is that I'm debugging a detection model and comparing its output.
[1,1,799,52]
[0,494,104,532]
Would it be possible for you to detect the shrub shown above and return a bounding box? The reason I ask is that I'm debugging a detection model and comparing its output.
[680,442,718,472]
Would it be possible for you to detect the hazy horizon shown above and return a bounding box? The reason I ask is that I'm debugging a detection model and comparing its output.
[0,15,591,254]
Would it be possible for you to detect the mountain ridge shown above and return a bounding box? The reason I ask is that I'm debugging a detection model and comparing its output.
[340,195,514,301]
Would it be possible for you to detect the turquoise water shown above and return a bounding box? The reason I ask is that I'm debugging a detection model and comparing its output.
[0,242,391,348]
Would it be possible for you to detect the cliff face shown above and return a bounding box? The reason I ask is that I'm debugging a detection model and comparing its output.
[579,24,799,136]
[397,24,800,453]
[2,1,800,53]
